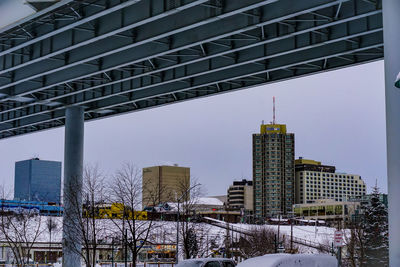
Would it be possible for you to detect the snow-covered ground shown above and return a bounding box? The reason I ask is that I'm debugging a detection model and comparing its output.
[0,216,338,249]
[0,216,341,266]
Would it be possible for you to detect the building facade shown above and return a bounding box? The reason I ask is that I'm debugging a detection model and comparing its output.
[295,158,366,204]
[0,199,63,216]
[142,165,190,208]
[293,199,361,223]
[349,193,388,222]
[227,179,253,211]
[14,158,61,204]
[349,193,388,208]
[253,123,295,218]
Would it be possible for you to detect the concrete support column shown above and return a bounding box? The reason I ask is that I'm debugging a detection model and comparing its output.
[382,1,400,266]
[62,106,84,267]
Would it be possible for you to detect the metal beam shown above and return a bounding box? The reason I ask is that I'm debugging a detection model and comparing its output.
[0,0,278,92]
[0,0,207,76]
[0,0,353,101]
[0,1,143,58]
[0,11,382,125]
[0,34,383,134]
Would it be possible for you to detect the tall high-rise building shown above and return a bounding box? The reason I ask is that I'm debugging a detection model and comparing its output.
[295,158,366,203]
[142,165,190,208]
[253,122,295,218]
[14,158,62,204]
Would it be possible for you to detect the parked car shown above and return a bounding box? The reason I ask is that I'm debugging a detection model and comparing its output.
[176,258,236,267]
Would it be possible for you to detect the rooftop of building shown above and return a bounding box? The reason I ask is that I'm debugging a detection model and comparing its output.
[295,157,336,173]
[231,179,253,186]
[295,158,321,165]
[143,164,190,169]
[196,197,224,206]
[259,123,287,134]
[208,195,227,203]
[16,158,62,164]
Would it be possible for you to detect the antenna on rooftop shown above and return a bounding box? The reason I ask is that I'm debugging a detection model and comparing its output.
[273,96,276,124]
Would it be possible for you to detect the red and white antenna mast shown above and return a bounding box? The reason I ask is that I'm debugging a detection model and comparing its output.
[273,96,276,124]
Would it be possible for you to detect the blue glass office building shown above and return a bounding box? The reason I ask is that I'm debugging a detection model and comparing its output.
[14,158,61,204]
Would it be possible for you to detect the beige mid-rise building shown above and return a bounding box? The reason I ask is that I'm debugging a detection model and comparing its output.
[295,158,366,204]
[227,179,253,211]
[142,165,190,208]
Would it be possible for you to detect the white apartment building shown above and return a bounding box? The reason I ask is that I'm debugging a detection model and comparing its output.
[295,158,366,204]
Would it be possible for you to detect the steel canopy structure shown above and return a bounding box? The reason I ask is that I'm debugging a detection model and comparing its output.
[2,0,398,266]
[0,0,383,138]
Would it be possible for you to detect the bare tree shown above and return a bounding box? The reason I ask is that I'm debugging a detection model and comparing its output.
[108,163,161,267]
[344,222,366,267]
[0,209,44,265]
[0,184,11,200]
[0,184,45,265]
[193,224,218,258]
[63,164,106,267]
[237,227,276,258]
[46,216,59,263]
[175,178,208,260]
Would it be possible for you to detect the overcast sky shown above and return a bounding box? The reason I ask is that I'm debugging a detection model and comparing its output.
[0,1,388,197]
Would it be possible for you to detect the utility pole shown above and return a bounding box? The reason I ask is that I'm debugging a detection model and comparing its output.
[206,234,209,257]
[176,200,180,263]
[337,246,342,267]
[287,211,294,253]
[336,221,342,267]
[277,212,281,247]
[124,229,128,267]
[111,237,114,267]
[290,221,293,253]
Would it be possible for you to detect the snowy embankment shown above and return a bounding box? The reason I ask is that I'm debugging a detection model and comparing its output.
[0,216,337,251]
[204,217,336,252]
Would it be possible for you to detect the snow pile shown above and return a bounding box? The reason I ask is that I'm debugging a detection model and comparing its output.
[237,254,337,267]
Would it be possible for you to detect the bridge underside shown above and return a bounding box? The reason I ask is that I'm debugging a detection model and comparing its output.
[0,0,382,139]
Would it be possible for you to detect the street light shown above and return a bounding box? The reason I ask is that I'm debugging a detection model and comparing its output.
[395,72,400,88]
[176,183,201,264]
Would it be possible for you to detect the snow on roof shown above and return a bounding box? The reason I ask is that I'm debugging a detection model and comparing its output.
[296,219,326,224]
[269,218,289,222]
[196,197,224,206]
[237,254,337,267]
[165,197,224,208]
